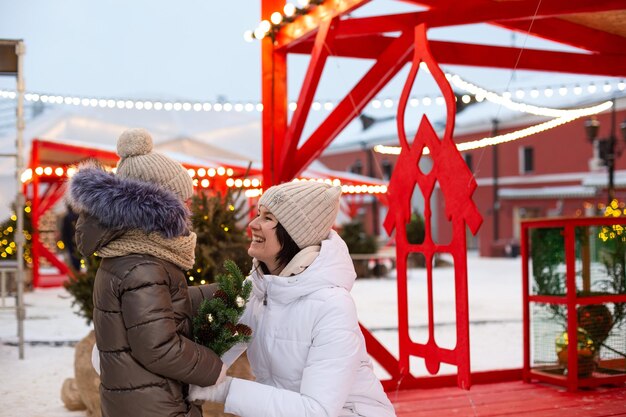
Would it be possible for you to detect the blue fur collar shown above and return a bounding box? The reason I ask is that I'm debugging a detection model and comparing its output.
[68,163,190,238]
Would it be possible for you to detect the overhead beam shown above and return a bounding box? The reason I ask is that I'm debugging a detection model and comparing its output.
[430,41,626,77]
[291,37,626,77]
[406,0,625,18]
[288,31,414,180]
[495,18,626,55]
[330,0,626,39]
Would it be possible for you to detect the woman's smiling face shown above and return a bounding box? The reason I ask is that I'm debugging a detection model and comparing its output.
[248,205,282,273]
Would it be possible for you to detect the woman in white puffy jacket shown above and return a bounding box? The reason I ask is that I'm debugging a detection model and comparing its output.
[190,181,396,417]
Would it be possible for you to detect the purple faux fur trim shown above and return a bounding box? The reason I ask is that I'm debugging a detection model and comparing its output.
[68,162,190,238]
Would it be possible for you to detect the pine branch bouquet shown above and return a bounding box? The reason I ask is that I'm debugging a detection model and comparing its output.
[193,260,253,356]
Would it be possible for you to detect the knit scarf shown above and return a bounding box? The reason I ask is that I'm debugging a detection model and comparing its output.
[98,229,196,271]
[252,245,321,278]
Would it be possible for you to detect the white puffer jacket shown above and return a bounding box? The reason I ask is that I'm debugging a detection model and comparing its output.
[224,231,396,417]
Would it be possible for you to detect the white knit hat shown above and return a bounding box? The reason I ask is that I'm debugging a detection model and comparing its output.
[259,181,342,249]
[115,128,193,202]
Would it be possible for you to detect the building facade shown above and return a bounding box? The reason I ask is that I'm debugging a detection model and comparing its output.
[320,96,626,257]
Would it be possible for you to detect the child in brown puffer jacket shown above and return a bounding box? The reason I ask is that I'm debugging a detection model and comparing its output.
[69,128,225,417]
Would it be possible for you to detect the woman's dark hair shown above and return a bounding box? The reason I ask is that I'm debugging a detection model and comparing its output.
[259,222,301,275]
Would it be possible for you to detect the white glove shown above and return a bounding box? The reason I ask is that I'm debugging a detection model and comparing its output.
[188,377,233,404]
[91,344,100,375]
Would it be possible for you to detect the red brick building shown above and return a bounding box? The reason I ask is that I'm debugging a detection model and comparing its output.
[320,95,626,257]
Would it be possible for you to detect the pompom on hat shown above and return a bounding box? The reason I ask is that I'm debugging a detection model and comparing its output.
[115,128,193,202]
[259,181,342,249]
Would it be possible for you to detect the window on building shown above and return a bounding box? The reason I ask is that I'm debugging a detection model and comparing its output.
[520,146,534,174]
[381,160,393,180]
[351,159,363,175]
[464,153,473,172]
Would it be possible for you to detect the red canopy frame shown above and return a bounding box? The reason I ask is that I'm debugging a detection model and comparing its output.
[260,0,626,391]
[25,139,386,287]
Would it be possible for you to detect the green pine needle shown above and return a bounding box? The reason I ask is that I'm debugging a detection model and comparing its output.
[193,260,252,356]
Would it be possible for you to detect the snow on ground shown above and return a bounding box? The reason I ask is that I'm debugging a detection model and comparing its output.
[0,288,91,417]
[0,252,522,417]
[353,251,522,378]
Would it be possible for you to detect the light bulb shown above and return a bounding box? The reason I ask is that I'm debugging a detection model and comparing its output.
[270,12,283,25]
[259,20,271,33]
[284,3,296,17]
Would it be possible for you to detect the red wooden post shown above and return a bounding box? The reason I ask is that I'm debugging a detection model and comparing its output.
[564,224,579,392]
[261,0,288,188]
[521,223,531,383]
[30,144,40,288]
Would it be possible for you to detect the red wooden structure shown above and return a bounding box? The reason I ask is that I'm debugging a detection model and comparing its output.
[259,0,626,393]
[24,139,386,287]
[25,139,262,287]
[382,25,482,389]
[521,216,626,392]
[26,140,120,287]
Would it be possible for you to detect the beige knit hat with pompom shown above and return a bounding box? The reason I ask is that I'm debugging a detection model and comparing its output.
[259,181,341,249]
[116,128,193,202]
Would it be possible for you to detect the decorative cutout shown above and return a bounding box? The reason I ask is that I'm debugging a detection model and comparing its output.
[383,24,483,390]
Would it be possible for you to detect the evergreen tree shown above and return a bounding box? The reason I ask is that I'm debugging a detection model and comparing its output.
[0,201,33,264]
[406,210,425,244]
[188,190,251,286]
[193,260,252,356]
[63,255,101,325]
[340,220,378,254]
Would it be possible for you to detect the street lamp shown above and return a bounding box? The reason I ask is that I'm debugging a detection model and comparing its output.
[584,99,626,203]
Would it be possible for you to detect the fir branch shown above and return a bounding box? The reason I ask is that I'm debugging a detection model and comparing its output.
[193,260,252,356]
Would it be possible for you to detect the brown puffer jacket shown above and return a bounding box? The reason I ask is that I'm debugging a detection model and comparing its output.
[70,165,222,417]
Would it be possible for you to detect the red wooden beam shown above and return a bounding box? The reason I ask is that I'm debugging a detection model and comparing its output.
[430,41,626,77]
[281,17,336,179]
[409,0,625,21]
[359,323,402,381]
[496,18,626,55]
[37,182,66,217]
[331,0,626,40]
[31,138,119,166]
[292,36,626,77]
[34,241,72,283]
[288,31,415,180]
[290,35,394,59]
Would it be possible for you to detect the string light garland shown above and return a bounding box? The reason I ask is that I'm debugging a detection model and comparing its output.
[445,74,617,118]
[0,78,621,114]
[243,178,387,198]
[374,101,613,156]
[19,165,384,195]
[244,0,325,42]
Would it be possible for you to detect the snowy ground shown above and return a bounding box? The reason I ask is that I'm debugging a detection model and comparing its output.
[0,252,522,417]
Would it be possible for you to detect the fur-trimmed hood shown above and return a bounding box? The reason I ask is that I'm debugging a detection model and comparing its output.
[68,162,191,239]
